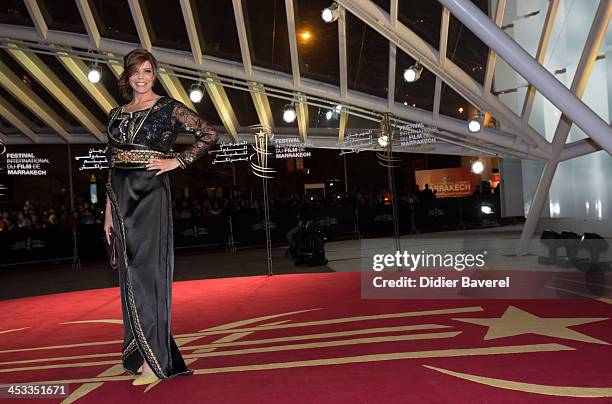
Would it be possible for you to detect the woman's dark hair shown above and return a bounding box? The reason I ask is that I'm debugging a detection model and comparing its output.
[118,49,158,101]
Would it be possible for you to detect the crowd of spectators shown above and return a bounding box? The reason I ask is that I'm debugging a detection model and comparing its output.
[0,183,500,232]
[0,199,103,231]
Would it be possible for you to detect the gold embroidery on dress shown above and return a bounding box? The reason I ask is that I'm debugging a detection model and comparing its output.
[105,182,169,380]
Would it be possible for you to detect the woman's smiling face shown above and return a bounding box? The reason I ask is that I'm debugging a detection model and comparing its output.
[129,60,155,96]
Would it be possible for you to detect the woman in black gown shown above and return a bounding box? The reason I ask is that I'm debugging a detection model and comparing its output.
[103,49,218,385]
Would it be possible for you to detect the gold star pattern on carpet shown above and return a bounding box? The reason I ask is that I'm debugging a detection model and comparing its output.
[454,306,609,345]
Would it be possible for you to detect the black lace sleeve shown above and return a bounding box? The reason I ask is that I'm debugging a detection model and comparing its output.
[171,102,219,168]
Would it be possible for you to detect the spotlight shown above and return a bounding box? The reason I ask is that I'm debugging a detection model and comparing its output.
[468,112,483,133]
[325,110,333,120]
[471,160,484,174]
[480,205,493,215]
[87,64,101,83]
[335,104,342,112]
[377,134,389,147]
[189,83,204,103]
[321,3,339,23]
[403,63,423,82]
[283,104,297,123]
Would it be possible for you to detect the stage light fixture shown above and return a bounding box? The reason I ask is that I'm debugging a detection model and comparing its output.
[325,110,333,120]
[480,205,493,215]
[321,3,340,23]
[377,134,389,147]
[471,160,484,174]
[189,83,204,103]
[468,112,483,133]
[403,63,423,82]
[283,104,297,123]
[87,64,101,83]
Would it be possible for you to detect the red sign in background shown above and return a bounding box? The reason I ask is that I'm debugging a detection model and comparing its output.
[415,167,479,198]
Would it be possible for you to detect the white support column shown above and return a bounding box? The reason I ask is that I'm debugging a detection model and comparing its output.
[23,0,47,40]
[179,0,203,65]
[0,59,70,142]
[482,0,506,95]
[56,53,117,113]
[75,0,101,49]
[520,0,560,126]
[127,0,152,50]
[0,96,38,143]
[6,45,105,142]
[517,0,612,255]
[439,0,612,156]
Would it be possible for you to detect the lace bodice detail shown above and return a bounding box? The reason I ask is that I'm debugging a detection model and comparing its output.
[106,96,219,169]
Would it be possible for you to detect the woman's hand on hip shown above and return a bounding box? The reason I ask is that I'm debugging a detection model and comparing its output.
[146,158,181,175]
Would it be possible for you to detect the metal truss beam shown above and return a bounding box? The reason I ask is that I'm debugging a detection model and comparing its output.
[249,82,274,129]
[296,94,308,142]
[284,0,301,88]
[338,110,349,143]
[75,0,100,49]
[23,0,47,40]
[56,52,117,113]
[0,59,70,142]
[204,73,239,142]
[127,0,152,50]
[439,0,612,156]
[520,0,559,127]
[439,7,450,67]
[482,0,506,95]
[179,0,203,65]
[518,0,612,255]
[432,76,442,122]
[157,66,195,110]
[232,0,275,129]
[232,0,252,76]
[0,96,38,143]
[6,45,105,141]
[335,0,550,152]
[0,27,550,158]
[338,6,348,99]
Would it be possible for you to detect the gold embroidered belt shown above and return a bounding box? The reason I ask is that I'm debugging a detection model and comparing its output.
[112,149,176,168]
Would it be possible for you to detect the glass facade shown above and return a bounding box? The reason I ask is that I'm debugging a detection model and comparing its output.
[497,0,612,220]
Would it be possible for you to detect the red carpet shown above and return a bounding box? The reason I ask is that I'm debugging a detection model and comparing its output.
[1,272,611,403]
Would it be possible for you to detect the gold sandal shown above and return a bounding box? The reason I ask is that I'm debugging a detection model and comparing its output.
[132,373,159,386]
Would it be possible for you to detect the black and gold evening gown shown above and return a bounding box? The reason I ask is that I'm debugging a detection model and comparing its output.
[104,96,218,380]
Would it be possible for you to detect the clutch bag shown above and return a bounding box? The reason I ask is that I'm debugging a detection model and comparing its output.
[105,227,119,270]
